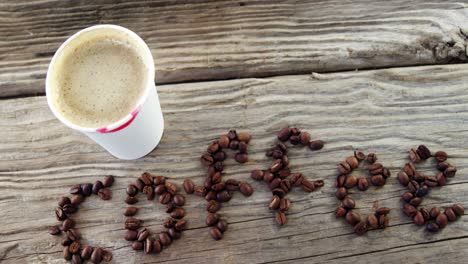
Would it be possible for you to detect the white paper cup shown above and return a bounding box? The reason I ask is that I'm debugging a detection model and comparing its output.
[46,25,164,160]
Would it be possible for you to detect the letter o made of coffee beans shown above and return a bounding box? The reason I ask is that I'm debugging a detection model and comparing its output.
[334,152,392,235]
[48,175,115,263]
[398,145,464,232]
[123,173,188,255]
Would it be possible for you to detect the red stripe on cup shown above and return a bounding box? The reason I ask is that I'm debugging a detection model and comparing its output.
[96,106,142,134]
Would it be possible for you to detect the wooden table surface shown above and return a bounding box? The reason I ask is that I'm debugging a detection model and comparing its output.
[1,1,468,263]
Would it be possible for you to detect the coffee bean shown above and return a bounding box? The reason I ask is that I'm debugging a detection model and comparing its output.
[102,250,112,262]
[436,161,450,172]
[335,206,347,218]
[367,153,377,164]
[268,195,280,210]
[55,207,67,221]
[370,175,385,186]
[309,140,324,150]
[69,241,81,254]
[436,213,448,228]
[207,142,220,154]
[452,204,464,216]
[379,215,389,228]
[70,184,82,195]
[126,184,138,196]
[272,188,286,198]
[159,193,172,204]
[61,219,75,232]
[335,175,345,188]
[335,187,347,200]
[344,175,357,189]
[426,223,440,232]
[91,247,103,262]
[227,129,238,140]
[98,188,111,200]
[67,229,81,241]
[415,185,429,197]
[211,182,226,192]
[81,183,93,197]
[209,227,223,240]
[213,151,226,161]
[63,204,78,215]
[357,177,369,191]
[218,135,230,148]
[175,219,187,231]
[141,172,153,185]
[92,181,104,194]
[402,192,414,203]
[216,190,232,202]
[165,182,178,195]
[367,214,379,229]
[445,208,457,221]
[354,221,368,235]
[278,127,292,141]
[346,156,359,169]
[301,180,316,192]
[207,200,221,213]
[58,197,71,207]
[354,151,366,161]
[299,132,311,145]
[124,207,138,217]
[263,171,274,183]
[238,182,253,196]
[163,217,176,228]
[275,211,287,225]
[436,173,446,186]
[204,191,216,201]
[181,179,194,195]
[270,159,283,173]
[206,213,220,226]
[416,145,431,160]
[143,185,154,200]
[62,237,72,246]
[212,173,223,184]
[402,163,416,176]
[397,171,410,186]
[168,228,181,240]
[409,149,421,163]
[279,198,291,211]
[71,195,84,205]
[137,228,150,241]
[125,230,138,241]
[236,132,251,143]
[201,153,214,166]
[132,241,143,251]
[160,232,172,247]
[409,197,422,207]
[226,180,240,191]
[48,225,61,236]
[171,208,185,219]
[131,178,143,191]
[424,176,438,187]
[81,245,93,260]
[165,203,176,213]
[214,220,228,233]
[71,254,82,264]
[278,168,291,178]
[408,180,419,193]
[345,211,361,226]
[125,196,138,205]
[125,218,141,230]
[403,204,417,217]
[172,194,185,207]
[444,167,457,178]
[376,207,391,215]
[419,208,430,221]
[229,140,239,150]
[431,150,448,162]
[413,172,426,182]
[144,238,153,254]
[413,211,425,226]
[194,186,207,197]
[153,240,162,254]
[63,246,72,260]
[342,197,356,210]
[429,207,441,219]
[238,141,248,153]
[250,170,264,181]
[338,161,351,174]
[269,178,281,190]
[154,184,166,195]
[382,168,391,178]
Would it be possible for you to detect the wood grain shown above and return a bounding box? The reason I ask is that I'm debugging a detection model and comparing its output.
[1,0,468,97]
[1,64,468,263]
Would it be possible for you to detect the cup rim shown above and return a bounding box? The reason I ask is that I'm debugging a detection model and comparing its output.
[45,24,155,133]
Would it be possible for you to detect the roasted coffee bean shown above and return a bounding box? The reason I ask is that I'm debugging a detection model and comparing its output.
[165,203,176,213]
[368,162,382,171]
[81,183,93,197]
[416,145,431,160]
[289,135,300,145]
[206,200,221,213]
[420,208,430,221]
[301,180,316,192]
[201,153,214,166]
[69,241,80,254]
[102,250,113,262]
[269,195,281,210]
[125,196,138,205]
[207,142,220,154]
[429,207,441,219]
[235,153,248,163]
[238,141,248,153]
[397,171,410,186]
[125,218,141,230]
[413,172,426,183]
[452,204,464,216]
[98,188,111,200]
[278,128,292,141]
[63,204,78,215]
[278,168,291,178]
[272,188,286,198]
[338,161,351,174]
[426,223,440,232]
[165,182,178,195]
[205,191,217,201]
[217,190,232,202]
[137,228,150,241]
[218,135,230,148]
[376,207,391,215]
[344,175,357,189]
[102,175,114,187]
[369,167,383,176]
[444,167,457,178]
[123,207,138,217]
[314,180,324,188]
[345,156,359,169]
[204,177,213,190]
[61,219,75,232]
[335,187,347,200]
[71,254,81,264]
[408,180,419,193]
[70,195,84,205]
[63,246,72,260]
[403,204,417,217]
[403,163,416,176]
[159,232,172,247]
[346,211,361,226]
[436,162,450,172]
[436,213,448,228]
[342,197,356,210]
[251,170,264,181]
[409,149,421,163]
[229,140,240,150]
[263,171,275,183]
[173,194,185,206]
[370,175,385,186]
[154,184,166,195]
[213,151,226,161]
[143,185,154,200]
[357,177,369,191]
[269,178,281,190]
[209,227,223,240]
[279,179,291,192]
[335,175,345,188]
[354,221,368,235]
[409,197,422,207]
[168,228,181,240]
[159,193,172,204]
[413,211,425,225]
[279,198,291,211]
[237,132,251,143]
[354,151,366,161]
[92,181,104,194]
[141,172,153,185]
[211,182,226,192]
[275,211,287,225]
[367,214,379,229]
[81,245,93,260]
[335,206,347,218]
[144,238,153,254]
[367,153,377,164]
[70,184,82,195]
[206,213,220,226]
[239,182,254,196]
[297,131,310,145]
[382,168,391,178]
[433,151,448,162]
[48,225,61,235]
[55,207,67,221]
[227,129,238,140]
[445,208,457,221]
[216,220,228,233]
[436,173,447,186]
[153,240,162,254]
[171,208,185,219]
[163,217,176,228]
[212,173,222,184]
[425,176,438,187]
[309,140,325,150]
[126,184,138,196]
[402,191,414,203]
[270,159,283,173]
[194,186,207,197]
[62,237,73,246]
[125,230,138,241]
[379,215,389,228]
[415,185,429,197]
[175,219,187,231]
[132,241,143,251]
[226,179,240,191]
[58,196,71,207]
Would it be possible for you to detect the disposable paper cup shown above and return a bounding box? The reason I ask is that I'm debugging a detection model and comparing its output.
[46,25,164,160]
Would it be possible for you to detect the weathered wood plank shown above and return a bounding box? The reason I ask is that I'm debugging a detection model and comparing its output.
[1,0,468,97]
[1,64,468,263]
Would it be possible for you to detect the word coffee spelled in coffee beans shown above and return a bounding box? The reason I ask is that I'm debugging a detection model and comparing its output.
[398,145,464,232]
[334,152,392,235]
[251,127,325,226]
[123,173,188,255]
[48,175,114,263]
